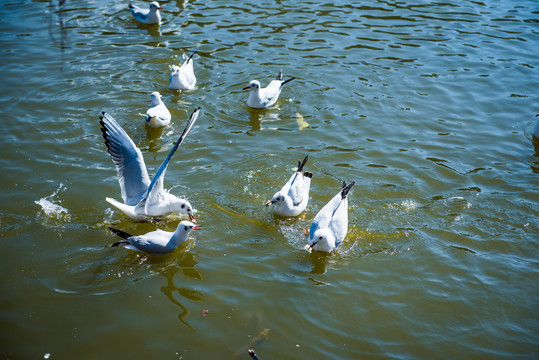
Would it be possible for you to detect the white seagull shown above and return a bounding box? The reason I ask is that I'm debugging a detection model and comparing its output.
[99,107,201,220]
[266,156,313,217]
[142,91,171,128]
[108,220,201,254]
[128,1,162,25]
[243,70,295,109]
[306,181,355,253]
[169,52,197,90]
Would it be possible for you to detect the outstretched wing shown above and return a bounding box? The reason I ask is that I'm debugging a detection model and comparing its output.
[142,107,201,210]
[100,112,150,206]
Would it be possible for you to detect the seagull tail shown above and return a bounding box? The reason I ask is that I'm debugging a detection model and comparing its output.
[340,181,355,199]
[297,155,309,172]
[108,227,133,240]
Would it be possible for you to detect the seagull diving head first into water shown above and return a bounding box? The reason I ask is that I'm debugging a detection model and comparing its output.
[243,70,295,109]
[142,91,171,128]
[108,220,201,254]
[99,107,201,220]
[306,181,355,253]
[266,155,313,217]
[128,1,162,25]
[169,52,197,90]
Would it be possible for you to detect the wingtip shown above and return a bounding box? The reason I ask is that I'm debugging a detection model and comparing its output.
[340,181,355,199]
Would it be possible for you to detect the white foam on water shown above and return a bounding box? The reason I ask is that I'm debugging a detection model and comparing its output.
[35,183,71,222]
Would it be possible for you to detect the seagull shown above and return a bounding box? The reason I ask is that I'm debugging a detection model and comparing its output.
[169,52,197,90]
[99,107,201,220]
[108,220,201,254]
[306,181,355,253]
[128,1,162,25]
[142,91,171,128]
[266,156,312,217]
[243,70,295,109]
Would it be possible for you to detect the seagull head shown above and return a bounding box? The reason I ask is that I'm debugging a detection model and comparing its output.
[265,192,284,207]
[243,80,260,91]
[170,64,181,77]
[150,91,163,106]
[170,197,196,221]
[310,228,335,251]
[176,220,201,234]
[150,2,162,11]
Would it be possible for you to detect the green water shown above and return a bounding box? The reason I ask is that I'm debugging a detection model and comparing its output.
[1,0,538,359]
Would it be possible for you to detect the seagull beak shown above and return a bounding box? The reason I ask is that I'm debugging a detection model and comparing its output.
[193,224,201,230]
[309,241,319,248]
[188,213,196,221]
[242,85,251,90]
[265,200,275,207]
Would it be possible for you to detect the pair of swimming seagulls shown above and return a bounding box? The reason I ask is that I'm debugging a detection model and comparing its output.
[265,156,355,253]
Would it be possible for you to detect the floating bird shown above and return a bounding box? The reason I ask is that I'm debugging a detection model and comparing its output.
[128,1,162,25]
[169,52,197,90]
[108,220,201,254]
[99,107,201,219]
[141,91,171,128]
[306,181,355,253]
[266,156,312,217]
[243,70,295,109]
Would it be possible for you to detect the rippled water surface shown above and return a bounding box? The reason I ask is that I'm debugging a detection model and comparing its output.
[1,0,538,358]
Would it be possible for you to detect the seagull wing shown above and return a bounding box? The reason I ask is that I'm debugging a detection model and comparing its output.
[100,112,150,206]
[142,107,201,211]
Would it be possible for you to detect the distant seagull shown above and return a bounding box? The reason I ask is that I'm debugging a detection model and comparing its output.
[169,52,197,90]
[243,70,295,109]
[128,1,162,25]
[99,107,201,219]
[266,156,312,217]
[108,220,201,254]
[306,181,355,253]
[141,91,171,128]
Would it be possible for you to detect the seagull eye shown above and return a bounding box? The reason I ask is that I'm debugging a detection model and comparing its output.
[318,236,323,240]
[181,204,185,209]
[184,226,188,231]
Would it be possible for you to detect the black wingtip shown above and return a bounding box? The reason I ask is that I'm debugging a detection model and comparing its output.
[281,77,295,87]
[341,181,355,199]
[297,155,309,172]
[108,227,133,240]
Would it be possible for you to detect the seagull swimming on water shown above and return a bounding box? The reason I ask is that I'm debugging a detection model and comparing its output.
[99,107,201,220]
[128,1,162,25]
[306,181,355,253]
[243,70,295,109]
[169,52,197,90]
[108,220,201,254]
[266,156,312,217]
[142,91,171,128]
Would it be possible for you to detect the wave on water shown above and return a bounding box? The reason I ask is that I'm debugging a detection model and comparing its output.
[35,183,72,222]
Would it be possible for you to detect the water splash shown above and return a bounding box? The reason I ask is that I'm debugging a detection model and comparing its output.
[35,183,71,222]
